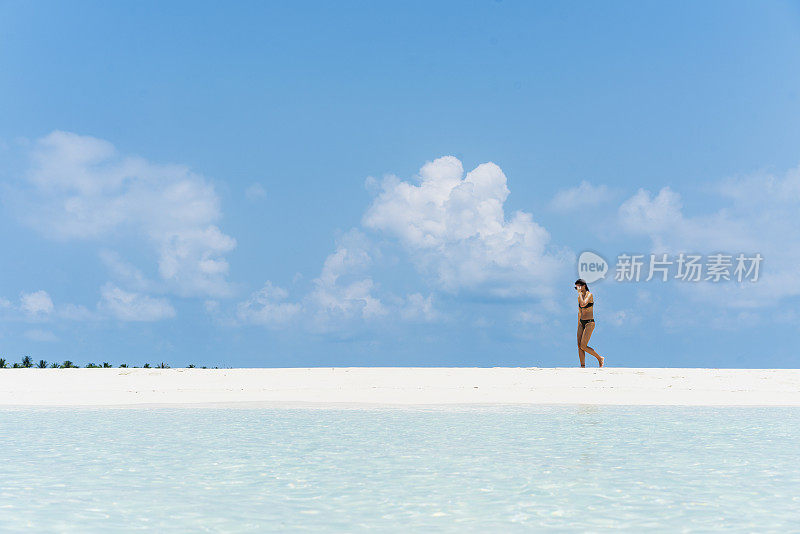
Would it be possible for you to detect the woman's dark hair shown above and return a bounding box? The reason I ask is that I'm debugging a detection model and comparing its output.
[575,278,589,291]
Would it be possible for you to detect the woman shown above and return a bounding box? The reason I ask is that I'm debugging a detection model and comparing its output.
[575,278,604,367]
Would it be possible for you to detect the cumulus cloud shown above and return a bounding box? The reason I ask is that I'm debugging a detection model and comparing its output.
[549,181,613,212]
[237,282,301,327]
[99,284,176,322]
[245,183,267,201]
[617,165,800,307]
[400,293,439,322]
[20,290,54,316]
[306,231,386,324]
[3,291,101,322]
[24,329,58,342]
[239,156,567,331]
[514,310,548,325]
[15,131,236,298]
[99,250,150,292]
[363,156,570,299]
[618,186,758,253]
[59,303,97,321]
[239,230,386,331]
[618,187,683,235]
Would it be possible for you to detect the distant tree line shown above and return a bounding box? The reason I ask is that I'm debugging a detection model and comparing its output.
[0,357,221,369]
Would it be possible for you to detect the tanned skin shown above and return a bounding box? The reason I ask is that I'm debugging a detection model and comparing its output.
[576,283,604,368]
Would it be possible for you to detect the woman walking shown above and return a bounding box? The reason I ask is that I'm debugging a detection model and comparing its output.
[575,278,604,367]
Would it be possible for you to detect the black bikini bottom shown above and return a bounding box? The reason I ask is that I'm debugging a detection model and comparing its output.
[579,318,595,327]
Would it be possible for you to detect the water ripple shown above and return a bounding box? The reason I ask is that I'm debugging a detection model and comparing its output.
[0,406,798,531]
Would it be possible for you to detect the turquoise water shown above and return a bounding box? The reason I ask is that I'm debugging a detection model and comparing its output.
[1,405,798,532]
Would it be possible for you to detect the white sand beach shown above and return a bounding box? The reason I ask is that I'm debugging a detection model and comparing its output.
[1,367,799,407]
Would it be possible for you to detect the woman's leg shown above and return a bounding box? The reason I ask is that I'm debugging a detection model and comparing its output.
[577,322,586,367]
[580,322,604,367]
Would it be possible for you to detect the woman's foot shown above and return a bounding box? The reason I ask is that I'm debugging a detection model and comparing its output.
[598,356,604,368]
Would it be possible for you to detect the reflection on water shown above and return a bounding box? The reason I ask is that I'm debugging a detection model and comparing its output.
[1,405,798,532]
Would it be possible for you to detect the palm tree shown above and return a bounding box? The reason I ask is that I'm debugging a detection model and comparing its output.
[0,358,7,368]
[49,362,59,368]
[85,363,100,368]
[157,362,170,369]
[119,363,128,368]
[143,363,151,368]
[13,363,21,368]
[21,356,33,368]
[37,360,47,368]
[187,364,196,368]
[102,362,112,368]
[61,360,76,368]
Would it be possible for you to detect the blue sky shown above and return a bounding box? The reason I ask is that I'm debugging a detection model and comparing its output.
[1,1,800,368]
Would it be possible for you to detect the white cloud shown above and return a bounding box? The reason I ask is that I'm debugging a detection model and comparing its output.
[99,284,176,322]
[617,165,800,307]
[156,225,235,297]
[20,290,54,316]
[204,300,220,314]
[239,230,386,331]
[59,303,97,321]
[245,183,267,201]
[606,309,638,327]
[618,187,682,234]
[15,131,236,298]
[618,186,757,253]
[24,329,58,342]
[239,156,568,332]
[309,276,385,323]
[549,181,614,212]
[400,293,439,322]
[3,291,99,322]
[306,231,386,323]
[514,310,548,325]
[363,156,570,298]
[237,282,301,327]
[99,250,150,291]
[473,317,493,328]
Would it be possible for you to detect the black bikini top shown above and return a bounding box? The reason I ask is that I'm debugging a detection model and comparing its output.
[579,301,593,309]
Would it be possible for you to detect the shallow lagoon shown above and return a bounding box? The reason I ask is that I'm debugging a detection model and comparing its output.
[1,406,798,532]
